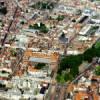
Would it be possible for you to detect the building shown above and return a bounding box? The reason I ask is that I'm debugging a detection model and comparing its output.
[91,14,100,24]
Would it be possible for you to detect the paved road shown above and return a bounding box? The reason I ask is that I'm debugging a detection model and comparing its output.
[59,86,66,100]
[47,58,97,100]
[48,29,79,100]
[71,59,97,84]
[0,3,23,76]
[11,49,24,76]
[1,5,19,46]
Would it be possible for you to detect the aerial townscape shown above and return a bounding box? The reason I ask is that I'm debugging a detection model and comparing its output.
[0,0,100,100]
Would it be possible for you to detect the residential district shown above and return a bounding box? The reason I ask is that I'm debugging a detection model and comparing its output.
[0,0,100,100]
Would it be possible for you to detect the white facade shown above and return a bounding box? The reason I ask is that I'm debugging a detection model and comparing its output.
[79,24,91,35]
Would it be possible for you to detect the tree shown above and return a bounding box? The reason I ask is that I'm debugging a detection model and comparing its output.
[56,71,73,83]
[95,41,100,49]
[29,25,34,29]
[31,1,54,10]
[32,22,49,33]
[83,46,97,62]
[20,21,25,25]
[0,7,7,15]
[59,55,82,73]
[35,63,46,69]
[57,42,100,83]
[61,32,65,38]
[10,49,17,57]
[56,74,66,83]
[95,66,100,76]
[56,15,65,21]
[33,23,39,29]
[40,25,49,33]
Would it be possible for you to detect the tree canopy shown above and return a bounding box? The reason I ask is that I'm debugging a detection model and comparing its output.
[57,42,100,83]
[29,23,49,33]
[95,66,100,76]
[35,63,46,69]
[0,7,7,15]
[56,15,65,21]
[31,1,54,10]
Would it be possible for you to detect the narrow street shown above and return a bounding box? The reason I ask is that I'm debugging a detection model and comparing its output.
[1,5,19,46]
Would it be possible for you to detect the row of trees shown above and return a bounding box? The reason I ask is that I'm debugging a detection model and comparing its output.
[56,15,65,21]
[57,42,100,83]
[31,1,54,10]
